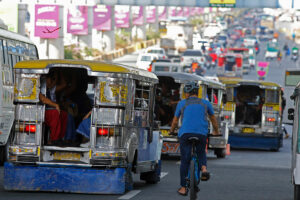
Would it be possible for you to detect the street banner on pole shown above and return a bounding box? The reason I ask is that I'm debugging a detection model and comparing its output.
[132,6,143,26]
[146,6,156,23]
[184,7,190,17]
[190,8,197,16]
[93,5,111,31]
[176,7,183,17]
[169,7,177,17]
[256,61,269,80]
[67,6,88,35]
[35,4,60,38]
[115,5,130,28]
[158,6,167,21]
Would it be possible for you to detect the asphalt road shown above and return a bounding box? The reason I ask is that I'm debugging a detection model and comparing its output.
[0,30,297,200]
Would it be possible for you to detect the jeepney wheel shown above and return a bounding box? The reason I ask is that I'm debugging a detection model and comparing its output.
[214,148,226,158]
[294,184,300,200]
[140,161,161,184]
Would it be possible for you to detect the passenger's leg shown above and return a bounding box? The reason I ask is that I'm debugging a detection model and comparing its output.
[45,110,61,142]
[59,111,68,140]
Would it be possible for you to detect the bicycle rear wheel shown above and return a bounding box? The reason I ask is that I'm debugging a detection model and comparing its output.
[190,159,197,200]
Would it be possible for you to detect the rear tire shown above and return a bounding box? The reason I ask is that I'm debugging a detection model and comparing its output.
[294,184,300,200]
[0,133,12,166]
[140,161,161,184]
[215,148,226,158]
[190,160,196,200]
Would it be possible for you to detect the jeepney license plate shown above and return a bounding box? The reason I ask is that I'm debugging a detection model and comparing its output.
[161,129,170,136]
[53,152,81,161]
[242,128,255,133]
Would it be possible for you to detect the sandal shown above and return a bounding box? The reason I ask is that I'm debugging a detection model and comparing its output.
[201,172,210,181]
[177,187,188,196]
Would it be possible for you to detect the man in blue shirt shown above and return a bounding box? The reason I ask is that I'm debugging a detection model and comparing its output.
[169,82,220,196]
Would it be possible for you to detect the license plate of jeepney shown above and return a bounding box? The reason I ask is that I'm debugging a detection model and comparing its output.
[242,127,255,133]
[161,129,170,137]
[53,152,81,161]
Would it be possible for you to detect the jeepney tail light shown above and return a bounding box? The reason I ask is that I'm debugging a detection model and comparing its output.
[224,115,230,120]
[98,128,109,136]
[25,125,36,133]
[148,64,152,72]
[181,57,184,62]
[267,117,276,122]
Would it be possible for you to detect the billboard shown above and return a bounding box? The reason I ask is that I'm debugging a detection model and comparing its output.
[35,5,60,38]
[93,5,111,31]
[115,5,130,28]
[67,6,88,35]
[0,3,18,32]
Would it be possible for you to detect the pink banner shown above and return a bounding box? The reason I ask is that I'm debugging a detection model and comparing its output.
[67,6,88,35]
[146,6,156,23]
[190,8,197,16]
[132,6,143,26]
[115,5,130,28]
[93,5,111,31]
[35,5,60,38]
[184,7,190,17]
[158,7,167,21]
[176,7,183,17]
[169,7,177,17]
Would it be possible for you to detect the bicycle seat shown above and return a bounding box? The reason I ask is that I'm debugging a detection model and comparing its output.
[188,137,200,142]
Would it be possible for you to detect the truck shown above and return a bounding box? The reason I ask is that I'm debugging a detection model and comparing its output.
[160,22,193,56]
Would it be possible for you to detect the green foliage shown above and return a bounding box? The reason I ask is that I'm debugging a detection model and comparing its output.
[189,18,204,27]
[146,29,160,40]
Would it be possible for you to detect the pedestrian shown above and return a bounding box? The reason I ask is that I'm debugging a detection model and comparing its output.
[277,50,282,61]
[293,32,296,42]
[281,89,289,138]
[169,82,220,196]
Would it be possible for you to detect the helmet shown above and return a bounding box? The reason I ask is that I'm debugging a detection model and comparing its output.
[184,82,199,93]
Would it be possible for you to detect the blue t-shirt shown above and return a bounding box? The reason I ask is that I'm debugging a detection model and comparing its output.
[175,97,214,137]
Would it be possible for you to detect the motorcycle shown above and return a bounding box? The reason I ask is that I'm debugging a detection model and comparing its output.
[292,47,299,61]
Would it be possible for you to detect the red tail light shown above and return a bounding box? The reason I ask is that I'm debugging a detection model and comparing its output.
[224,115,230,119]
[181,57,184,62]
[98,128,109,136]
[25,125,36,133]
[267,117,276,122]
[163,56,166,59]
[148,64,152,72]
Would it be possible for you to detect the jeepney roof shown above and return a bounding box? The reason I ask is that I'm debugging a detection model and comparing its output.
[154,72,225,89]
[221,79,281,89]
[14,59,158,83]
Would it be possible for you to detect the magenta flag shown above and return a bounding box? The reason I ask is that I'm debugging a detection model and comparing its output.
[35,5,60,38]
[93,5,111,31]
[132,6,143,26]
[197,8,204,14]
[67,6,88,35]
[115,5,130,28]
[158,6,167,21]
[146,6,156,23]
[184,7,190,17]
[190,8,197,16]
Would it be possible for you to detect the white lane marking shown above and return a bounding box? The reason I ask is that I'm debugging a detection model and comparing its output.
[118,190,141,200]
[160,172,168,178]
[176,161,181,165]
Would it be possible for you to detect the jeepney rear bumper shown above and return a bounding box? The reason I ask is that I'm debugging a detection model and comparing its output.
[4,162,127,194]
[228,130,283,150]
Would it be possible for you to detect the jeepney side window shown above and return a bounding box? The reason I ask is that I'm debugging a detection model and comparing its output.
[134,81,150,127]
[265,89,279,104]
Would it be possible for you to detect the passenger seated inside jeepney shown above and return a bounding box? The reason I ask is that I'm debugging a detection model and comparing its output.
[225,56,235,71]
[235,86,264,125]
[41,68,95,147]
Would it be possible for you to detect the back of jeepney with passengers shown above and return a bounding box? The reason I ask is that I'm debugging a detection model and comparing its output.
[0,1,298,200]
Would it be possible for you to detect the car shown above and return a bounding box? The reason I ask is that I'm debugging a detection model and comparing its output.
[151,61,182,72]
[180,49,206,67]
[145,47,167,59]
[136,53,157,70]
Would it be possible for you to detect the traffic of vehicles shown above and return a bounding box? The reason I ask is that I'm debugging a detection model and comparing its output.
[1,5,300,200]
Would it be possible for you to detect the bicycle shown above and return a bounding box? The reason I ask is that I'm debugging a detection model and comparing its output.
[187,137,201,200]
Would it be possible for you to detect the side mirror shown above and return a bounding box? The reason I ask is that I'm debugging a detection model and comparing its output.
[288,108,295,121]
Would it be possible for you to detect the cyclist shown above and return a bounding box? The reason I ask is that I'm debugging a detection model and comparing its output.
[169,82,220,196]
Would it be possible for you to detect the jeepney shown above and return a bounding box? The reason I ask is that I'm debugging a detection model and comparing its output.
[217,53,243,78]
[154,72,228,158]
[221,79,283,151]
[265,40,279,60]
[285,69,300,200]
[4,60,162,194]
[227,48,251,74]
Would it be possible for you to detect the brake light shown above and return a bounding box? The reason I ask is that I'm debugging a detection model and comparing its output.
[267,117,276,122]
[181,57,184,62]
[163,56,166,59]
[98,128,109,136]
[224,115,230,119]
[25,125,36,133]
[148,64,152,72]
